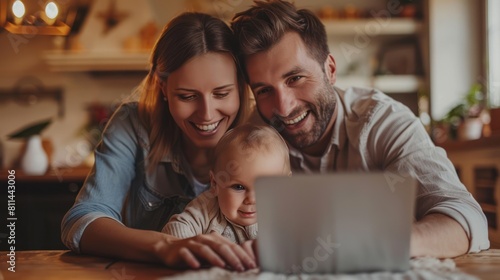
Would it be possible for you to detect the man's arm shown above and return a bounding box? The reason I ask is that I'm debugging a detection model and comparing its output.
[364,91,489,256]
[411,213,469,258]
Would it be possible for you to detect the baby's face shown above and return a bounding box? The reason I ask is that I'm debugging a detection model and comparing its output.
[211,150,289,226]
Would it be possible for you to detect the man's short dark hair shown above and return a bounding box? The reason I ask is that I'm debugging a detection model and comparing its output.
[231,0,329,73]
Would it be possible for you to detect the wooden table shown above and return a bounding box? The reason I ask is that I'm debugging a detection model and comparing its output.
[454,249,500,279]
[1,250,499,279]
[0,250,179,280]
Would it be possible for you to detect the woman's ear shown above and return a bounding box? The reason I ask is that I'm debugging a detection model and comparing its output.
[209,170,218,196]
[160,83,168,102]
[288,171,293,177]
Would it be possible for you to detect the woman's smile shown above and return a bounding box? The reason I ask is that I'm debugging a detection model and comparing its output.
[191,119,223,134]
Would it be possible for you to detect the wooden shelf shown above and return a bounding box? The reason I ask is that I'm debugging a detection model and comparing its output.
[323,18,422,35]
[373,75,423,93]
[43,51,150,72]
[436,132,500,152]
[481,203,498,214]
[336,75,423,93]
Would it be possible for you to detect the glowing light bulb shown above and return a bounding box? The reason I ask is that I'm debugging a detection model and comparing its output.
[45,2,58,19]
[12,0,25,18]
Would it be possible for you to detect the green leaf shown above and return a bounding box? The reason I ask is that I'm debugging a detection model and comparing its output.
[465,83,483,106]
[7,118,52,139]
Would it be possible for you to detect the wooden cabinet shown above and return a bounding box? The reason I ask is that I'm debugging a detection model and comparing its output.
[0,167,90,250]
[438,134,500,248]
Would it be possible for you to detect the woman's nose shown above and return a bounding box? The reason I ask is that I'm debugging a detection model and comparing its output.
[198,97,213,121]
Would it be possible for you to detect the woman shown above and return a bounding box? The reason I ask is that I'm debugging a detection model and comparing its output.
[61,12,255,271]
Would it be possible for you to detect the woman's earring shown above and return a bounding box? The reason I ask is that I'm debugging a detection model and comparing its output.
[163,96,167,102]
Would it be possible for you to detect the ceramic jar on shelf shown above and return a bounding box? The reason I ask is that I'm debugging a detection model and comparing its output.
[20,135,49,175]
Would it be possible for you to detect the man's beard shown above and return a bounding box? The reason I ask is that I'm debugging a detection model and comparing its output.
[260,81,337,150]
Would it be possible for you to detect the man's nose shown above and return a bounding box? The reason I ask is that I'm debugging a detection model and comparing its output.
[273,87,296,117]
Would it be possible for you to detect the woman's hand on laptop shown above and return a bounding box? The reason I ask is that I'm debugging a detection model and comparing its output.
[155,232,257,271]
[241,239,258,266]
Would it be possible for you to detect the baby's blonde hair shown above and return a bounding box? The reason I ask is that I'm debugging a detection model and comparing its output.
[213,124,290,173]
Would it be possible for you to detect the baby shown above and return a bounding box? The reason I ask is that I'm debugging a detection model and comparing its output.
[162,124,291,244]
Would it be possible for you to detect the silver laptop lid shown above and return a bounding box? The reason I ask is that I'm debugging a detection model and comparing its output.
[255,172,416,274]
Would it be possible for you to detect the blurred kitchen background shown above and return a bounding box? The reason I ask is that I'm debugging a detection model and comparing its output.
[0,0,497,169]
[0,0,499,250]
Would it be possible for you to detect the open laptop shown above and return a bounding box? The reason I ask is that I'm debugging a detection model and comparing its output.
[255,172,416,274]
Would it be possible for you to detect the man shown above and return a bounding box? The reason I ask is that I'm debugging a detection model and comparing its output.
[232,0,489,257]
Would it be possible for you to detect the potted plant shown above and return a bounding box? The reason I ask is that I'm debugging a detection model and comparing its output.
[441,83,485,141]
[7,118,52,175]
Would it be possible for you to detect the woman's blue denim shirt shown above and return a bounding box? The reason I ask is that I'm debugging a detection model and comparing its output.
[61,102,207,253]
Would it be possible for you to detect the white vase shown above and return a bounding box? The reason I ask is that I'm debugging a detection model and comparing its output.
[458,118,483,141]
[21,135,49,175]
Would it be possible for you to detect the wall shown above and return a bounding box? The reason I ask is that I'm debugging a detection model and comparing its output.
[0,33,144,168]
[429,0,482,120]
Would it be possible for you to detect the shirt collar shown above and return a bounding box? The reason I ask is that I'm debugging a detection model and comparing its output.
[224,216,259,240]
[331,87,347,152]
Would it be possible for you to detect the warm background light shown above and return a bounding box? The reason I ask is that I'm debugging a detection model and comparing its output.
[45,2,58,19]
[12,0,25,18]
